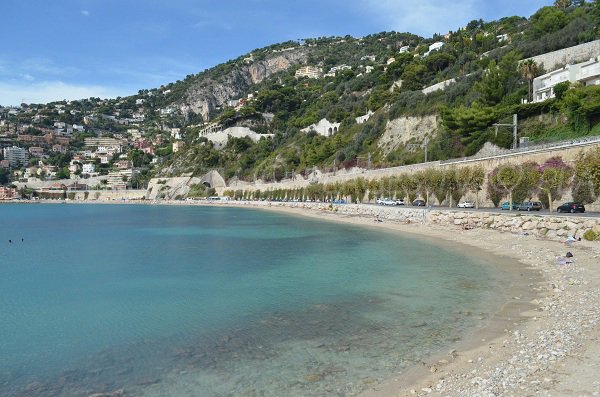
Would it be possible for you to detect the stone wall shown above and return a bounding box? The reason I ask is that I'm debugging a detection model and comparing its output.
[245,201,600,242]
[223,139,600,211]
[527,40,600,72]
[69,189,146,201]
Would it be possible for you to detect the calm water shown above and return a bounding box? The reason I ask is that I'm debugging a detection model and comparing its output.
[0,204,509,396]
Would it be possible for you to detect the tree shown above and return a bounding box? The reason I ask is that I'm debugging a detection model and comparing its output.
[573,146,600,203]
[460,166,485,208]
[519,60,540,102]
[0,167,9,185]
[400,63,427,91]
[530,6,568,37]
[493,164,522,211]
[539,156,573,210]
[554,0,572,9]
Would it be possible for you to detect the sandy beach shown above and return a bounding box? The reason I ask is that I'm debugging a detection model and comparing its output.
[27,199,600,396]
[192,201,600,397]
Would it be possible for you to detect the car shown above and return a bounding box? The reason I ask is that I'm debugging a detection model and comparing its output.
[376,198,385,205]
[395,199,405,205]
[500,201,519,210]
[517,201,543,211]
[412,199,426,206]
[556,202,585,213]
[382,198,396,205]
[457,201,475,208]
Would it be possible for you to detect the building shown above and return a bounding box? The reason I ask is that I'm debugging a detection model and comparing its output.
[423,42,444,57]
[0,186,18,200]
[82,163,96,174]
[84,137,123,148]
[399,45,410,54]
[2,146,28,167]
[355,110,374,124]
[171,128,182,140]
[173,141,185,152]
[116,160,133,170]
[301,119,341,137]
[28,147,45,157]
[294,66,322,79]
[532,56,600,103]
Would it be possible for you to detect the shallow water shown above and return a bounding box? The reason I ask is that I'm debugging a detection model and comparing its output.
[0,204,509,396]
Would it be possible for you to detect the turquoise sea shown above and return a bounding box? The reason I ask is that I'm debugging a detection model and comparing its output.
[0,204,509,396]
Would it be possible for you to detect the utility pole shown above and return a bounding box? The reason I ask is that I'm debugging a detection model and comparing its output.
[368,152,371,169]
[423,138,429,163]
[493,114,518,150]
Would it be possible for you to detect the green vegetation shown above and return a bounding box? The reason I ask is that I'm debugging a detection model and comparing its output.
[583,229,599,241]
[4,2,600,188]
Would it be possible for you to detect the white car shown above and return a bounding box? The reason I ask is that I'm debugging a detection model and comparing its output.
[395,199,405,205]
[457,201,475,208]
[377,198,395,205]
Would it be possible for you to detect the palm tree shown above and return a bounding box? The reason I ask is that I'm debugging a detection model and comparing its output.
[519,60,540,102]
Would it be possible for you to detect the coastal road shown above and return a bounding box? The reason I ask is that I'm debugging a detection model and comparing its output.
[367,204,599,218]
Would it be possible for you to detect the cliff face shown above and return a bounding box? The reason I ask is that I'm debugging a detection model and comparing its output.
[378,115,438,155]
[179,49,308,120]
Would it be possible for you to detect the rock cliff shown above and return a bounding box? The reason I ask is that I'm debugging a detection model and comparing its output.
[179,49,308,120]
[378,115,438,155]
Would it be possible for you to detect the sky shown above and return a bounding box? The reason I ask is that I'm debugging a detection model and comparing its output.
[0,0,554,106]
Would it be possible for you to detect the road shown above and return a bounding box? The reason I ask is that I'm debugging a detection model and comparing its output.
[368,203,599,218]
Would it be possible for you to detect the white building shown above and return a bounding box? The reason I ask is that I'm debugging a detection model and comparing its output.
[301,119,340,137]
[2,146,28,167]
[423,42,444,57]
[171,128,182,140]
[355,110,374,124]
[532,56,600,103]
[82,163,96,174]
[399,45,410,54]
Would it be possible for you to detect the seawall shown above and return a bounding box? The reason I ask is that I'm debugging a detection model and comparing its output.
[234,201,600,242]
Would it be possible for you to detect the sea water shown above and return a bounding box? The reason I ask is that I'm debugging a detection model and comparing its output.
[0,204,509,396]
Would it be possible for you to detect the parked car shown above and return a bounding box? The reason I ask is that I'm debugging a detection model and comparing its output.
[412,199,426,206]
[556,202,585,213]
[457,201,475,208]
[382,198,396,206]
[376,198,385,205]
[517,201,543,211]
[395,199,405,205]
[500,201,519,210]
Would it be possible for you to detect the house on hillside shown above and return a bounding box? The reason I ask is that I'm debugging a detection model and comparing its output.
[295,66,322,79]
[532,56,600,103]
[423,42,444,57]
[301,119,340,137]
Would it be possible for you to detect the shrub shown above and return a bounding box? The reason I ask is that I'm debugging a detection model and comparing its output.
[583,230,599,241]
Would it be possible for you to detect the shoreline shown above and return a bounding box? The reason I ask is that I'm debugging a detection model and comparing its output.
[7,199,600,396]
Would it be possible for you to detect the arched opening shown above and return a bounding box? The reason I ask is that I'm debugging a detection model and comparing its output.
[202,181,212,188]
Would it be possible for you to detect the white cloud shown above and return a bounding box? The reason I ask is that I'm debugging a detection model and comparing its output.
[0,81,129,106]
[361,0,479,36]
[81,10,90,16]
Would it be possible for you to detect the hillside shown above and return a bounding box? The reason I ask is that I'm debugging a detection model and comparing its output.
[2,1,600,190]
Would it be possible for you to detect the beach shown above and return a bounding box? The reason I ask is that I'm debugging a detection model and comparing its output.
[190,200,600,397]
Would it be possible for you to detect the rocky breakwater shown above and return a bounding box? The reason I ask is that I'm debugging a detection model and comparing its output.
[264,201,429,224]
[428,210,600,242]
